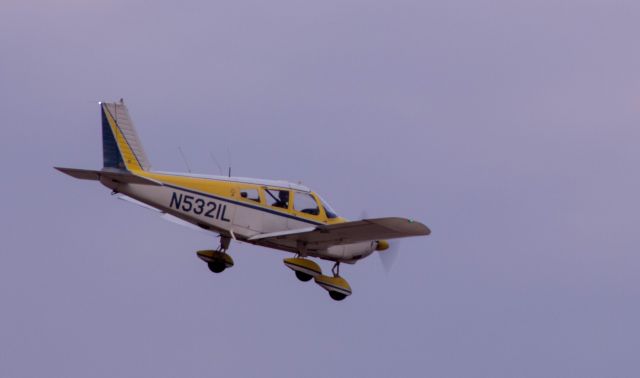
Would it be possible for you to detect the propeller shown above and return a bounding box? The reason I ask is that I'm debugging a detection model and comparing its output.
[377,239,400,273]
[360,210,400,273]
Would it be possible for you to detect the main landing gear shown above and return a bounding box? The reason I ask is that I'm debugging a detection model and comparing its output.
[283,258,352,301]
[197,235,234,274]
[197,238,352,301]
[283,257,322,282]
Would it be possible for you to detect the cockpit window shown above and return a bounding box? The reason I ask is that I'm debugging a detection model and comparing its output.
[317,195,338,219]
[239,188,260,202]
[264,188,290,209]
[294,192,320,215]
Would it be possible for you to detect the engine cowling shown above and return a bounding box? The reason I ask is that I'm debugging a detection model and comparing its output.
[324,241,377,262]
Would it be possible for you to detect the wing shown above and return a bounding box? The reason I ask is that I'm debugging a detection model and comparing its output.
[248,217,430,250]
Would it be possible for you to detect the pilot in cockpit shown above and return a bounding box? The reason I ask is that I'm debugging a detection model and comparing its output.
[274,190,289,209]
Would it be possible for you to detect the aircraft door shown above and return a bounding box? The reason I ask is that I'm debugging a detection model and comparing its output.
[232,188,262,234]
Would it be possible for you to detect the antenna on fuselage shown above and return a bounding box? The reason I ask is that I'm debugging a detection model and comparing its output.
[209,152,224,176]
[227,146,232,177]
[178,147,192,173]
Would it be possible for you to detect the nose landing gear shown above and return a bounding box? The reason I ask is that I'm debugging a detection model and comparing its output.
[314,262,352,301]
[284,258,352,301]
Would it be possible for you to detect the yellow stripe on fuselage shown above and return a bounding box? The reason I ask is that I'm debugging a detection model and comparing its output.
[102,105,144,171]
[137,171,346,225]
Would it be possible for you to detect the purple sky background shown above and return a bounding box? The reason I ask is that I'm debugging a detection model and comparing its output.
[1,0,640,376]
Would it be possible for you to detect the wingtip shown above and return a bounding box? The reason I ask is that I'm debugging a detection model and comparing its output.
[412,221,431,236]
[404,218,431,236]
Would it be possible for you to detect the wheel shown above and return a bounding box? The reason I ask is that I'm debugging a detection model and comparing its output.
[329,291,347,301]
[208,261,226,273]
[295,271,313,282]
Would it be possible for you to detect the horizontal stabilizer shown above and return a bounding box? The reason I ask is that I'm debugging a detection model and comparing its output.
[54,167,162,186]
[249,217,430,249]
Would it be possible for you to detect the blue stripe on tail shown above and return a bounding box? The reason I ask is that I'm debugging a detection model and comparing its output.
[101,105,125,169]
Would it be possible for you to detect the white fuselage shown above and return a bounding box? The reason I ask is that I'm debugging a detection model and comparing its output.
[101,177,377,263]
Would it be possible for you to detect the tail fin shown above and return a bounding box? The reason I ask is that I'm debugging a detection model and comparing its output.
[101,100,151,172]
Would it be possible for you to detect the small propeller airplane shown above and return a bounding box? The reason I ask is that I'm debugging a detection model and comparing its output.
[55,100,430,301]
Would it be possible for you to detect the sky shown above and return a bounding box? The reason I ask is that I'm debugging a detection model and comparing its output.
[1,0,640,376]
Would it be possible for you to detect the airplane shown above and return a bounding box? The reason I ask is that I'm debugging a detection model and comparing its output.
[55,100,431,301]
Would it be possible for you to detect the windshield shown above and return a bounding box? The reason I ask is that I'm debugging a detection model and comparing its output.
[317,194,338,219]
